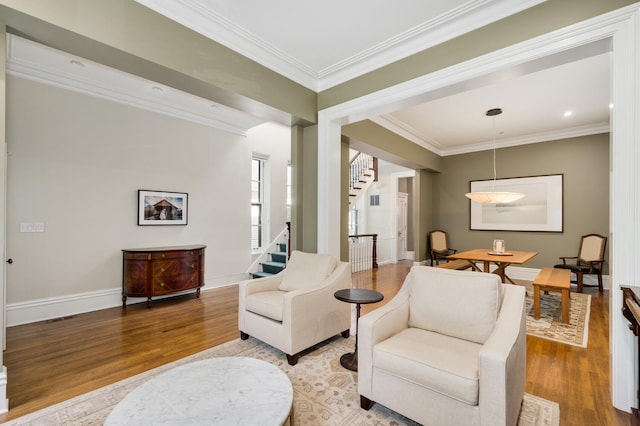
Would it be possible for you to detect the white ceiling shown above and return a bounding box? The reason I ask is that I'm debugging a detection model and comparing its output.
[7,1,611,157]
[133,0,547,91]
[377,51,611,155]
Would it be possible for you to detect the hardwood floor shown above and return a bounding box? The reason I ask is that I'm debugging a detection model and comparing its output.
[0,260,637,425]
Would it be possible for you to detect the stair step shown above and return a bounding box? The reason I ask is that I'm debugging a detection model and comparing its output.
[252,271,274,279]
[262,261,286,274]
[270,252,287,263]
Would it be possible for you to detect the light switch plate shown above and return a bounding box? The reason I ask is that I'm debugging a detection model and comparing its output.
[20,222,45,233]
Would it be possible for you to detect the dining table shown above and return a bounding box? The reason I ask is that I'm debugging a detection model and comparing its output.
[446,248,538,283]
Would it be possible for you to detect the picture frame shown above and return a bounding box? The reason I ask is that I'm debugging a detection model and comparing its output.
[469,174,563,232]
[138,190,188,226]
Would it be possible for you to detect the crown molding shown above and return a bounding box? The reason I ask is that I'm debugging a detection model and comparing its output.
[373,114,610,157]
[6,35,264,136]
[370,115,443,155]
[439,122,611,156]
[135,0,547,92]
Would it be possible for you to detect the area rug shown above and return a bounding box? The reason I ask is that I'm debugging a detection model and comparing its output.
[3,337,559,426]
[525,290,591,348]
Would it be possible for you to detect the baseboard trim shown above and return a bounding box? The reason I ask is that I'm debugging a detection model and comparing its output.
[6,273,246,327]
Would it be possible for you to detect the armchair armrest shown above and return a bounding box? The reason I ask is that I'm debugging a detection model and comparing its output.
[239,273,282,296]
[357,287,410,398]
[478,284,526,426]
[558,256,578,265]
[585,259,604,273]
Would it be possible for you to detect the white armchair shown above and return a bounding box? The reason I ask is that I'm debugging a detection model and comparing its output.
[358,266,526,426]
[238,250,352,365]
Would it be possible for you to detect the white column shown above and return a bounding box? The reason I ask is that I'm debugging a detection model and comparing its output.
[610,4,640,411]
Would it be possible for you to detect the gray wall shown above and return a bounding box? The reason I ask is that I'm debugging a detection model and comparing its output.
[433,133,610,270]
[6,75,290,306]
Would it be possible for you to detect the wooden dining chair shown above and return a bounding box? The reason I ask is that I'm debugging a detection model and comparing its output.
[428,230,457,266]
[554,233,607,292]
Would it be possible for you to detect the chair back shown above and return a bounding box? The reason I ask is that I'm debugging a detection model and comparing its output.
[406,266,502,344]
[578,234,607,263]
[429,230,448,253]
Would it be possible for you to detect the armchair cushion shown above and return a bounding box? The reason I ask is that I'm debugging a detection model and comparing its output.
[374,327,482,405]
[408,268,500,344]
[245,290,286,321]
[278,250,337,291]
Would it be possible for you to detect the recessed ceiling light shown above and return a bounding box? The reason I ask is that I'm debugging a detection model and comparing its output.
[609,103,614,109]
[563,111,573,117]
[69,60,84,68]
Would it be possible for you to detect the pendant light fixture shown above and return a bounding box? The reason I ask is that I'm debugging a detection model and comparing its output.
[465,108,525,204]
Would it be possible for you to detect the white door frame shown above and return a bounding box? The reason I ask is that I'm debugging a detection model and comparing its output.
[389,170,415,263]
[0,27,8,413]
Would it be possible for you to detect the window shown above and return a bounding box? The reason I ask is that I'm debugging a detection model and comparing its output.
[349,208,359,235]
[251,157,265,250]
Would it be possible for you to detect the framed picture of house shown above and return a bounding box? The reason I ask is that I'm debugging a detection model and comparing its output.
[138,190,188,225]
[469,174,563,232]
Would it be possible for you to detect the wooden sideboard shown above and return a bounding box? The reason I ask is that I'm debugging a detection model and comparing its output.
[621,285,640,416]
[122,245,206,307]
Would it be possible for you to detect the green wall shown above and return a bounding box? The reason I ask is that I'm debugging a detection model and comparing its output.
[301,125,319,252]
[433,133,610,270]
[341,140,350,262]
[414,169,434,263]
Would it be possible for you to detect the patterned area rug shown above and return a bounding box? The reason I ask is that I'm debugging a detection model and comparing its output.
[525,290,591,348]
[4,337,559,426]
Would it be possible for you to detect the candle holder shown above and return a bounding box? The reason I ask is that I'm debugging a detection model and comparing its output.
[493,240,505,254]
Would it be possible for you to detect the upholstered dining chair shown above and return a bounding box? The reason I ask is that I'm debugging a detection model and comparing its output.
[428,230,457,265]
[554,233,607,292]
[238,250,351,365]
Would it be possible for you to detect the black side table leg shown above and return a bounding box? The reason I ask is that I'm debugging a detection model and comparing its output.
[340,303,361,371]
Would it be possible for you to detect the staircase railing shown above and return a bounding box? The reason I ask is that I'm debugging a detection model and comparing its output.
[349,152,377,195]
[246,223,290,277]
[349,233,378,272]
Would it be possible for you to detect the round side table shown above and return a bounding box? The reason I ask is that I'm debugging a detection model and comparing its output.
[334,288,384,371]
